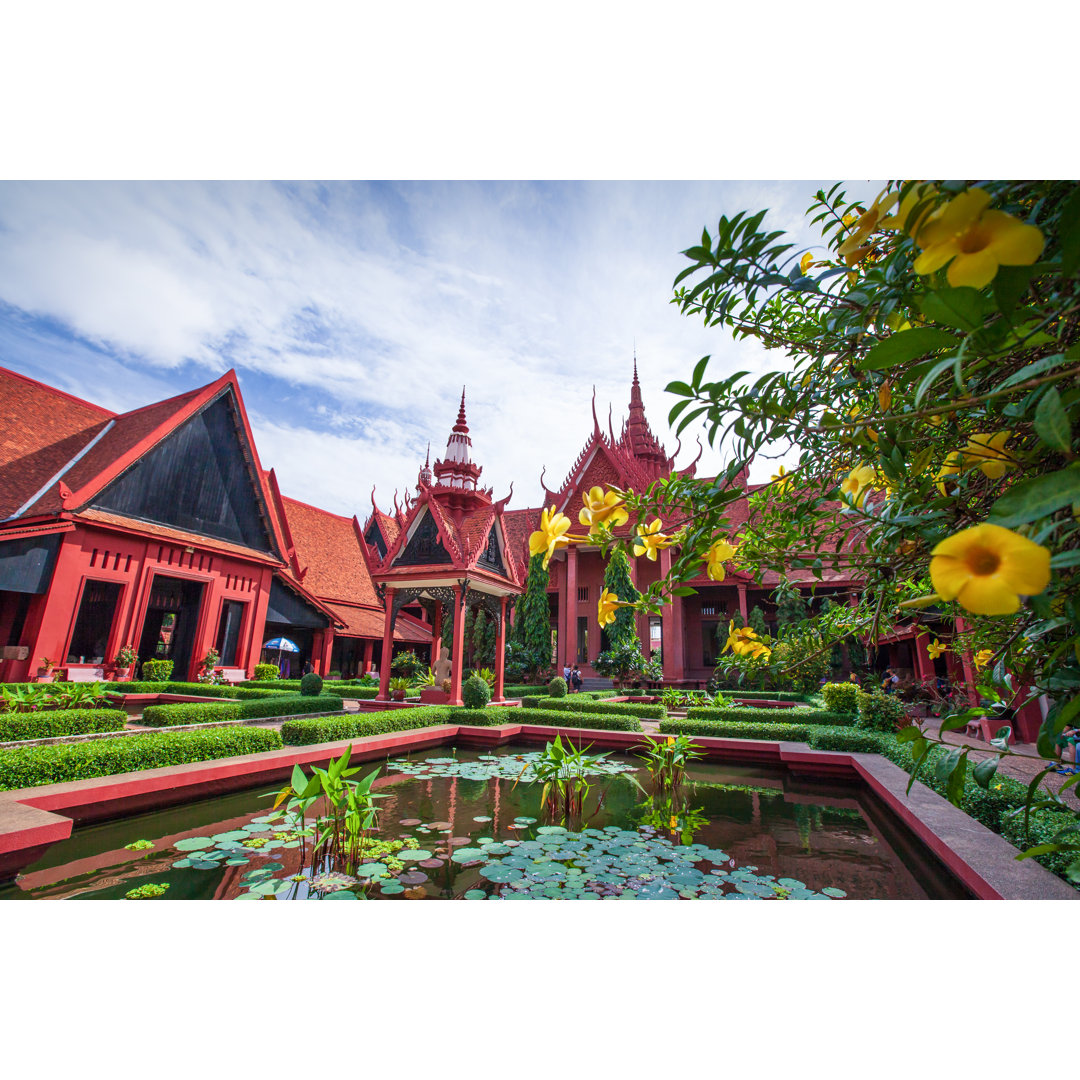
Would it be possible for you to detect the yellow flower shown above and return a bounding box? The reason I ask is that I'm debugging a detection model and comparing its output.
[929,523,1051,616]
[597,587,634,629]
[912,188,1045,289]
[578,486,629,535]
[841,464,877,508]
[748,642,772,661]
[838,190,899,264]
[962,431,1017,480]
[800,251,815,275]
[705,538,737,582]
[528,506,574,570]
[934,451,964,496]
[927,639,946,660]
[669,815,678,830]
[880,182,939,236]
[632,519,674,561]
[974,648,995,671]
[723,620,760,655]
[771,465,792,494]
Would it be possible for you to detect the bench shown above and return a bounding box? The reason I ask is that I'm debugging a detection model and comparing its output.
[214,667,248,685]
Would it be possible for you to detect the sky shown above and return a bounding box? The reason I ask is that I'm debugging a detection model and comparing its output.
[0,179,880,519]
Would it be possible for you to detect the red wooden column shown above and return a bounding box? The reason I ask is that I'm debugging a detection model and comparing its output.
[493,596,507,702]
[912,631,934,680]
[318,628,333,675]
[660,547,685,682]
[362,638,373,673]
[565,545,578,667]
[737,583,749,622]
[449,583,467,707]
[377,589,394,701]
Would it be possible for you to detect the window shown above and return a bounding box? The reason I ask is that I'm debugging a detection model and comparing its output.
[216,600,246,667]
[67,581,122,663]
[576,616,589,664]
[702,604,717,616]
[702,622,721,666]
[577,586,589,602]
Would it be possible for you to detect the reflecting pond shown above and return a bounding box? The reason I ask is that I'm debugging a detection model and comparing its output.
[0,745,968,900]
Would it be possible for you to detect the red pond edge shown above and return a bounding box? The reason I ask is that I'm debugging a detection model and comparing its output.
[0,724,1075,899]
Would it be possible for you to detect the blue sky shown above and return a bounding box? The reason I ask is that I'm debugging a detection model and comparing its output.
[0,179,880,517]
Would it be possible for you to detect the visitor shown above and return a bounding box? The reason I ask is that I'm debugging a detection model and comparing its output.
[302,659,314,676]
[571,666,583,693]
[848,672,860,686]
[1053,724,1080,775]
[563,663,571,690]
[882,668,899,695]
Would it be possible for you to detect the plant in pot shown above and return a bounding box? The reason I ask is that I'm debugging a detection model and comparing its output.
[389,676,411,702]
[36,657,57,683]
[112,645,138,681]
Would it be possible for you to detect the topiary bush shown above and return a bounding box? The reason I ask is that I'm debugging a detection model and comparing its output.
[0,708,129,742]
[141,659,173,681]
[820,682,860,714]
[299,672,324,696]
[253,663,279,680]
[547,676,568,698]
[0,727,283,791]
[238,695,345,720]
[281,707,454,745]
[462,674,492,710]
[856,690,908,732]
[140,703,242,727]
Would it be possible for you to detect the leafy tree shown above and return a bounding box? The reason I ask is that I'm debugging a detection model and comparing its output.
[747,605,769,638]
[774,586,809,628]
[508,553,553,681]
[601,546,641,651]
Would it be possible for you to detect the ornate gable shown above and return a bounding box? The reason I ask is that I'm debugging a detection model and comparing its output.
[393,508,452,567]
[475,520,507,576]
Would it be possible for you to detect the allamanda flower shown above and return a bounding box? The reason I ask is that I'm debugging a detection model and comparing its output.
[705,538,737,582]
[974,648,995,671]
[771,465,792,494]
[800,251,815,275]
[840,464,877,508]
[528,507,580,570]
[912,187,1045,289]
[961,431,1017,480]
[578,486,629,535]
[837,190,898,265]
[632,519,675,561]
[597,587,629,629]
[934,451,964,496]
[929,523,1051,616]
[723,620,759,655]
[927,639,946,660]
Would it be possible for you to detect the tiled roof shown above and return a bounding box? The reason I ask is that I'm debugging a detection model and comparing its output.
[324,601,430,643]
[280,496,380,606]
[0,367,114,518]
[501,507,541,579]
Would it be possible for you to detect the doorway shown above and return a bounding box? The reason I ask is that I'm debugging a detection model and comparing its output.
[137,575,206,680]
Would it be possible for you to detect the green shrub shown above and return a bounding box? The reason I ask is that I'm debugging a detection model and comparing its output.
[462,674,493,709]
[503,685,551,697]
[504,707,642,732]
[806,727,892,754]
[141,659,173,681]
[253,663,279,680]
[686,706,852,726]
[111,681,287,699]
[820,682,860,714]
[725,690,815,702]
[300,672,324,696]
[0,727,283,791]
[140,703,242,727]
[856,690,908,732]
[548,675,568,698]
[0,708,129,742]
[521,698,665,720]
[660,718,812,741]
[237,695,345,720]
[281,707,454,745]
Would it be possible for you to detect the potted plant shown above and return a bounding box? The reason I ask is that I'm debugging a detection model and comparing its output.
[36,657,56,683]
[112,645,138,681]
[389,676,411,702]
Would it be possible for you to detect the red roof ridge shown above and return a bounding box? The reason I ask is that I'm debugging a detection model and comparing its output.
[0,365,116,418]
[280,493,354,522]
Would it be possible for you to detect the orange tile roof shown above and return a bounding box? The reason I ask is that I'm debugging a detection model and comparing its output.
[324,601,430,643]
[0,367,114,518]
[280,496,380,606]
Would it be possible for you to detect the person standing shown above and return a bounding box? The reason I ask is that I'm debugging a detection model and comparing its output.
[571,666,583,693]
[563,662,572,691]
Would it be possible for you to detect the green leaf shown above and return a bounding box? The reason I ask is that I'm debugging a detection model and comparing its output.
[691,355,710,389]
[860,327,961,371]
[992,264,1035,318]
[987,465,1080,527]
[1033,387,1072,453]
[972,756,999,789]
[914,353,962,406]
[946,750,969,807]
[1058,184,1080,278]
[919,287,989,331]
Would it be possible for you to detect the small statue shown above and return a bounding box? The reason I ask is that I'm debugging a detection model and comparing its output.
[432,647,452,684]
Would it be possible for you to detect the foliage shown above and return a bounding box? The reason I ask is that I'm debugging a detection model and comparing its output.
[124,839,155,851]
[593,639,654,689]
[141,659,174,682]
[196,649,223,684]
[820,681,860,713]
[280,707,455,745]
[0,708,128,741]
[253,663,279,680]
[771,625,831,692]
[473,667,496,689]
[390,650,425,678]
[855,690,909,733]
[470,608,496,667]
[601,546,641,650]
[459,706,643,732]
[746,605,769,637]
[513,553,553,680]
[521,697,665,720]
[237,695,344,720]
[113,645,138,668]
[1,681,115,713]
[547,674,568,698]
[637,733,703,793]
[38,657,56,672]
[514,734,611,821]
[774,586,809,628]
[686,705,853,726]
[124,883,170,899]
[0,727,282,790]
[140,702,242,727]
[661,718,814,742]
[299,672,324,696]
[461,674,493,709]
[388,676,412,696]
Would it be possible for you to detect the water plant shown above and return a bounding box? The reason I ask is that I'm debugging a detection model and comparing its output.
[516,735,613,821]
[636,734,704,794]
[124,882,169,899]
[124,839,155,851]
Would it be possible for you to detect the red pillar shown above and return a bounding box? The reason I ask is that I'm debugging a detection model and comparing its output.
[377,589,394,701]
[660,547,685,683]
[432,599,443,666]
[954,616,981,706]
[565,546,578,668]
[737,583,749,622]
[493,596,507,702]
[913,631,934,680]
[362,638,374,673]
[319,628,333,675]
[449,583,466,707]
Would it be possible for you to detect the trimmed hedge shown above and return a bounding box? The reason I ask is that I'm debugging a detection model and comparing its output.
[686,706,853,727]
[725,690,816,703]
[237,695,345,720]
[141,703,242,727]
[0,727,283,791]
[112,681,289,700]
[661,718,813,741]
[281,707,455,746]
[487,707,642,732]
[520,698,665,720]
[240,680,379,699]
[0,708,129,742]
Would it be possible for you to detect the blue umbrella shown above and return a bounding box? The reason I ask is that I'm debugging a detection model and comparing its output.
[263,637,300,652]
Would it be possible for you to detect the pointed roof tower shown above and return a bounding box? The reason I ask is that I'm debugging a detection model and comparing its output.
[416,442,433,492]
[621,357,667,467]
[431,388,492,509]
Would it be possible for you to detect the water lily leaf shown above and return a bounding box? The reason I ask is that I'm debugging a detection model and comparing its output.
[822,887,848,899]
[464,889,488,900]
[324,890,358,899]
[174,836,215,851]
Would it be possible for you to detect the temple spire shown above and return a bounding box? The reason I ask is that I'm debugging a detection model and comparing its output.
[453,387,469,434]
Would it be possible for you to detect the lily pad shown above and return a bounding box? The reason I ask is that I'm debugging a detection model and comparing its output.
[464,889,488,899]
[324,890,359,900]
[397,849,432,862]
[379,881,405,895]
[174,836,215,851]
[212,830,250,842]
[473,816,492,823]
[400,818,422,826]
[822,887,847,899]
